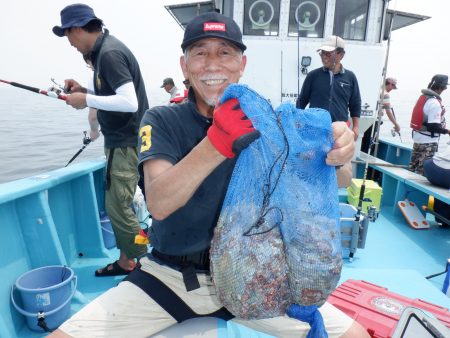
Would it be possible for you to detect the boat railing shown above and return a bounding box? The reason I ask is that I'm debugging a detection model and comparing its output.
[0,159,111,337]
[356,140,449,220]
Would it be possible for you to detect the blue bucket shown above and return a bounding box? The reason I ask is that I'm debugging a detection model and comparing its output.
[11,266,77,332]
[100,213,116,249]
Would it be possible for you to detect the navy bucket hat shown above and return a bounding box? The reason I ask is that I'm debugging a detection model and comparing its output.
[181,12,246,52]
[53,3,100,37]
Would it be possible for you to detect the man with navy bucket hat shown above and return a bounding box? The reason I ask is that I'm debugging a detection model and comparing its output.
[53,3,149,277]
[49,11,368,338]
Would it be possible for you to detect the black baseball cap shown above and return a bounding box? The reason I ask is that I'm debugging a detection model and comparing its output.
[430,74,449,87]
[181,12,246,52]
[53,3,101,37]
[160,77,174,88]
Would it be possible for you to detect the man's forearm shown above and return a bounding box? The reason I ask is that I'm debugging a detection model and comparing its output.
[337,162,352,188]
[88,108,99,131]
[385,108,398,126]
[351,116,359,140]
[145,138,226,220]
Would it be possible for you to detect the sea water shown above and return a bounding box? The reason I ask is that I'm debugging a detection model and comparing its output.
[0,86,167,183]
[0,87,448,184]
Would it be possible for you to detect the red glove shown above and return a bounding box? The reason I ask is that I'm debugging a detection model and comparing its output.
[207,98,260,158]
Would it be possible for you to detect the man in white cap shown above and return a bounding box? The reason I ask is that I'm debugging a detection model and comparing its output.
[382,77,401,134]
[297,35,361,140]
[361,76,401,154]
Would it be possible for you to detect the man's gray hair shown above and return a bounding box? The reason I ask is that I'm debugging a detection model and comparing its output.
[183,42,243,61]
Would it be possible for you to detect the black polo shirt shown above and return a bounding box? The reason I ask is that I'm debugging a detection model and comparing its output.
[296,66,361,122]
[90,29,149,148]
[138,96,236,255]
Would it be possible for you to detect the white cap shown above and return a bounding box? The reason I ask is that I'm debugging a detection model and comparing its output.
[317,35,345,52]
[385,77,398,89]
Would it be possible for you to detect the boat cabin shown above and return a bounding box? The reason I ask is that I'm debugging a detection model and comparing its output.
[166,0,428,146]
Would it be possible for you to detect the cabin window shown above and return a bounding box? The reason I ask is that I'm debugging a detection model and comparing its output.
[333,0,370,41]
[287,0,326,38]
[243,0,281,36]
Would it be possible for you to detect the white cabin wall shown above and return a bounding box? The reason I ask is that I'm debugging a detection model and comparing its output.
[231,0,387,142]
[242,40,283,105]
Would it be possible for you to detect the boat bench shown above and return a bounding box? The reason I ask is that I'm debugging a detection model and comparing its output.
[358,153,450,215]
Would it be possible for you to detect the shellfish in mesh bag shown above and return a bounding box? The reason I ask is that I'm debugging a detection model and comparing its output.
[210,84,342,320]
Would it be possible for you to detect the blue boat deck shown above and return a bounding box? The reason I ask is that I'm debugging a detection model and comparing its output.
[341,206,450,309]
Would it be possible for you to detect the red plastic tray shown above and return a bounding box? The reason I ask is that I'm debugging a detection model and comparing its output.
[328,279,450,337]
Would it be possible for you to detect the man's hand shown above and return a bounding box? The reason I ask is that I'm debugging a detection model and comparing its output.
[64,79,86,94]
[326,121,355,166]
[207,98,260,158]
[393,123,401,133]
[66,92,88,109]
[90,129,100,141]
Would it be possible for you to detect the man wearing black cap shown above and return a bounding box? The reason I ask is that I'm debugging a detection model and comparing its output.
[52,4,149,276]
[50,12,367,338]
[160,77,180,103]
[409,74,450,175]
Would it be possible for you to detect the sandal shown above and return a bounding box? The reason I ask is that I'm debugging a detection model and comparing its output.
[95,261,133,277]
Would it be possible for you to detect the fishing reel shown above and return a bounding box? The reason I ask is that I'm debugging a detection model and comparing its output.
[390,127,403,142]
[82,131,92,145]
[49,78,67,95]
[48,85,64,95]
[366,205,379,222]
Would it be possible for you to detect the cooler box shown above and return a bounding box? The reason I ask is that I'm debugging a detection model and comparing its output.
[328,280,450,338]
[347,179,382,212]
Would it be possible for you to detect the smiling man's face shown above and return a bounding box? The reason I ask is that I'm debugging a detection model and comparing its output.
[181,38,246,116]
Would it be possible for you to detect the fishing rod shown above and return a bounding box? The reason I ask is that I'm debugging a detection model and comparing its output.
[0,79,67,101]
[369,8,396,182]
[426,259,449,279]
[350,2,396,260]
[65,131,92,167]
[372,3,397,160]
[351,160,408,168]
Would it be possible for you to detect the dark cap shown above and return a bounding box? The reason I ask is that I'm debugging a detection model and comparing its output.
[181,12,246,52]
[430,74,449,87]
[53,3,101,37]
[160,77,175,88]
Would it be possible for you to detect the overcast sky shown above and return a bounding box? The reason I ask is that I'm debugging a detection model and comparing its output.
[0,0,449,108]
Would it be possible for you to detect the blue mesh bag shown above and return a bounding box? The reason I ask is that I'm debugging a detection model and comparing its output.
[210,84,342,333]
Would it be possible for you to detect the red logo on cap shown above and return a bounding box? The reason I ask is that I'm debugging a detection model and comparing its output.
[204,22,226,32]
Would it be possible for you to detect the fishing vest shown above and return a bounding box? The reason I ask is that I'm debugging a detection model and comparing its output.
[410,89,445,136]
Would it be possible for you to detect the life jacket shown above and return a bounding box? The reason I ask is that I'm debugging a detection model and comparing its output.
[410,89,444,133]
[170,89,188,104]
